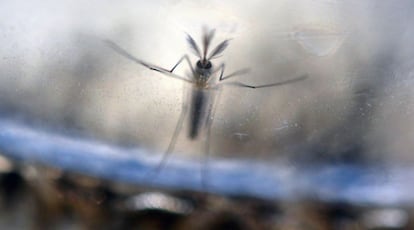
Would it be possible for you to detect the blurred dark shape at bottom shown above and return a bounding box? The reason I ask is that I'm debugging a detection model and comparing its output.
[0,164,413,229]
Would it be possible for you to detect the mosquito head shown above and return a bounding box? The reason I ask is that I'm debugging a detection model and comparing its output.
[195,60,213,78]
[186,28,230,83]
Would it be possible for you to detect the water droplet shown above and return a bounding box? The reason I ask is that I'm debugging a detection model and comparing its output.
[291,24,346,56]
[233,132,249,141]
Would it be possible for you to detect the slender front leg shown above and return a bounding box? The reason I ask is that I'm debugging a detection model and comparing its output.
[169,55,195,76]
[104,40,194,83]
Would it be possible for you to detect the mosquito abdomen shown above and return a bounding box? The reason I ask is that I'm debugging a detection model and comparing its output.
[189,89,209,139]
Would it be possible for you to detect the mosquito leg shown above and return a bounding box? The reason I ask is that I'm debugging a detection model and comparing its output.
[169,55,195,75]
[146,97,189,179]
[220,74,308,89]
[213,63,250,82]
[215,63,226,80]
[201,87,223,192]
[104,40,194,83]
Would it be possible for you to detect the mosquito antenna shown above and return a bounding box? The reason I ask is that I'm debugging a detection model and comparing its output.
[207,39,229,60]
[202,28,215,61]
[186,34,202,58]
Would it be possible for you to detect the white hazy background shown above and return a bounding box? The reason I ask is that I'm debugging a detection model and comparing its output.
[1,0,414,164]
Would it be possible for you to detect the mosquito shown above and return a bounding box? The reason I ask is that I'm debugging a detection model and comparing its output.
[104,28,307,187]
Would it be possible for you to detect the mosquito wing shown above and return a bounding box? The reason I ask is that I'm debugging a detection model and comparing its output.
[104,40,193,83]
